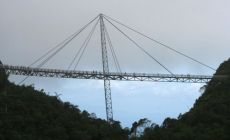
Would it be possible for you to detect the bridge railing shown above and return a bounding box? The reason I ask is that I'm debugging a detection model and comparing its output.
[0,64,227,83]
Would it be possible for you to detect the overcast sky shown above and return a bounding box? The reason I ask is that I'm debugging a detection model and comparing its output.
[1,0,230,127]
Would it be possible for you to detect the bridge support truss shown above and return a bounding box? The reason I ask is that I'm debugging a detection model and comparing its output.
[99,14,113,122]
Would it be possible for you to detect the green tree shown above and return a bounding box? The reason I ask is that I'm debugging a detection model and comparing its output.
[138,58,230,140]
[0,60,8,92]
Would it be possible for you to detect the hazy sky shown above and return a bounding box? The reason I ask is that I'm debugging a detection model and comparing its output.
[1,0,230,127]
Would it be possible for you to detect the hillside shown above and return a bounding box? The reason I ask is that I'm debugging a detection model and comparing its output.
[138,59,230,140]
[0,66,128,140]
[1,59,230,140]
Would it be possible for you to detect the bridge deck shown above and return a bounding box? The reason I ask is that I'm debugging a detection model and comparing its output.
[0,64,225,83]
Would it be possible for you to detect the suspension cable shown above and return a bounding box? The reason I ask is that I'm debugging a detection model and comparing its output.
[74,19,99,70]
[37,17,98,68]
[104,17,174,75]
[30,15,99,67]
[68,19,99,70]
[104,24,122,72]
[18,15,99,84]
[103,14,216,71]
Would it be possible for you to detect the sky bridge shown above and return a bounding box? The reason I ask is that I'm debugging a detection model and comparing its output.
[0,64,220,83]
[0,14,225,123]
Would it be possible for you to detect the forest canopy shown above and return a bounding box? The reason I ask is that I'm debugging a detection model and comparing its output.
[0,58,230,140]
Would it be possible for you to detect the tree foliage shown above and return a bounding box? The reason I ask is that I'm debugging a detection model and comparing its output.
[0,61,8,92]
[1,58,230,139]
[0,69,128,140]
[138,58,230,140]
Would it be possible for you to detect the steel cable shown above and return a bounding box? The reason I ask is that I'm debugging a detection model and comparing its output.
[103,14,216,71]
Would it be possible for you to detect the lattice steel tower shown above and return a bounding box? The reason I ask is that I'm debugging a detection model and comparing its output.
[99,14,113,122]
[0,13,219,123]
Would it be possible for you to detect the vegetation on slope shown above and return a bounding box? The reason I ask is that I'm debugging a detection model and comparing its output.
[1,58,230,140]
[134,58,230,140]
[0,66,128,140]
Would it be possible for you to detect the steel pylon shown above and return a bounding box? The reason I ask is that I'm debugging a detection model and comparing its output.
[99,14,113,122]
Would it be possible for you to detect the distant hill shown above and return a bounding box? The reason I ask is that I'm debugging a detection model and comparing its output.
[138,59,230,140]
[0,66,128,140]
